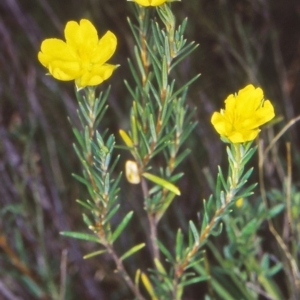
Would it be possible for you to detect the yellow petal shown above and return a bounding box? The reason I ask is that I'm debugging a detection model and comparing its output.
[48,60,81,81]
[38,38,75,65]
[150,0,167,5]
[76,64,116,88]
[38,19,117,87]
[211,112,230,136]
[132,0,167,6]
[38,38,81,80]
[65,19,98,54]
[93,31,117,65]
[236,86,263,118]
[211,84,275,143]
[132,0,151,5]
[228,129,259,144]
[252,100,275,127]
[237,84,255,96]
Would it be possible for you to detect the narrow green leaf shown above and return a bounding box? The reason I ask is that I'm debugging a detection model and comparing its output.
[180,275,208,287]
[153,258,167,276]
[72,173,90,187]
[78,102,91,125]
[174,148,191,169]
[236,168,253,189]
[120,243,145,261]
[142,172,181,195]
[169,172,184,183]
[149,114,157,143]
[267,204,285,219]
[147,80,162,108]
[236,183,257,199]
[72,127,84,148]
[162,55,168,90]
[110,211,134,243]
[109,172,122,197]
[95,105,109,128]
[60,231,100,243]
[202,198,210,224]
[119,129,134,148]
[241,219,258,236]
[131,114,139,145]
[156,240,174,263]
[134,45,146,79]
[261,254,270,269]
[179,121,197,147]
[179,17,188,36]
[156,192,176,222]
[151,21,164,49]
[138,127,151,154]
[189,220,199,245]
[127,58,143,92]
[217,166,228,192]
[193,265,236,300]
[127,17,142,49]
[106,133,115,150]
[22,277,45,298]
[75,87,84,103]
[164,34,171,63]
[95,131,104,147]
[124,80,138,100]
[83,249,107,259]
[175,228,183,261]
[73,143,86,165]
[104,173,110,194]
[109,155,121,174]
[169,74,200,101]
[186,256,205,269]
[94,87,111,118]
[226,146,236,164]
[210,223,223,237]
[241,147,256,165]
[235,190,254,200]
[82,213,93,227]
[104,204,120,224]
[266,263,283,277]
[171,42,199,71]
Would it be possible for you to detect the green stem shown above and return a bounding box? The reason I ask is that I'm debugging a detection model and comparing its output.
[141,177,160,262]
[149,213,160,261]
[106,243,146,300]
[79,87,144,297]
[232,143,241,189]
[173,143,249,296]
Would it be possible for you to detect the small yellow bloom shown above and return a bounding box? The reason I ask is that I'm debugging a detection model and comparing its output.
[38,19,117,89]
[125,160,141,184]
[211,84,275,143]
[235,198,243,208]
[131,0,168,6]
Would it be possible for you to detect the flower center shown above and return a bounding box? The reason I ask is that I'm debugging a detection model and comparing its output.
[78,47,95,71]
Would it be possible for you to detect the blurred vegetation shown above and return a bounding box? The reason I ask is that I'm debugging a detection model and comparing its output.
[0,0,300,299]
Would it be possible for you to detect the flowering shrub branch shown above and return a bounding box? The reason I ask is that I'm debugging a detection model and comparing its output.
[36,2,281,300]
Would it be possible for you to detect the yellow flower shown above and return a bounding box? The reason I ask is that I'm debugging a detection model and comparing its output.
[130,0,168,6]
[211,84,275,143]
[235,198,243,208]
[38,19,117,89]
